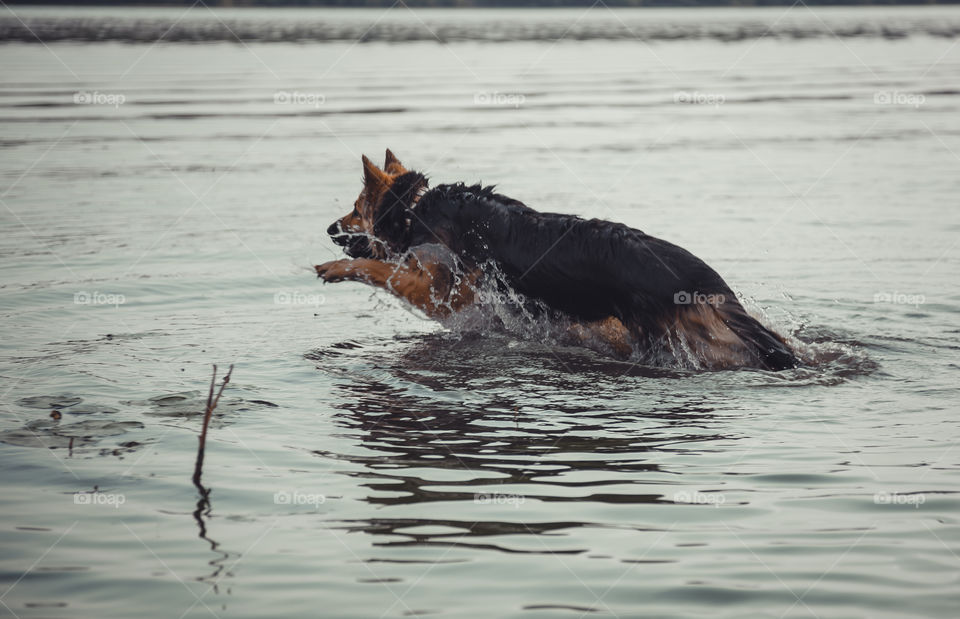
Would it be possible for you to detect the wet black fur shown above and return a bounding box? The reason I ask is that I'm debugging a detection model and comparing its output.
[373,171,429,254]
[337,176,798,371]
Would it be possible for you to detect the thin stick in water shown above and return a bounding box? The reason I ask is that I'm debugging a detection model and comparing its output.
[192,363,234,489]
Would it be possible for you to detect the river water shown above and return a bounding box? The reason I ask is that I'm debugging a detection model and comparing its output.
[1,6,959,618]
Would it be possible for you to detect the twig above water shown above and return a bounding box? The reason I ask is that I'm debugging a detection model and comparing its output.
[192,363,234,489]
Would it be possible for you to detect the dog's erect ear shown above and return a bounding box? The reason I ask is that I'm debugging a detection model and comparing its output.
[384,148,407,175]
[362,154,388,189]
[384,148,400,168]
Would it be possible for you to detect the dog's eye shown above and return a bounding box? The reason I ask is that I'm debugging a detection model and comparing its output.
[352,206,360,217]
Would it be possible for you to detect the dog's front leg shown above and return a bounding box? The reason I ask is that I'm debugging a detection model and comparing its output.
[315,258,391,285]
[315,255,476,319]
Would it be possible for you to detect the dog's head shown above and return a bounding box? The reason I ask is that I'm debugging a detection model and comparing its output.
[327,149,427,259]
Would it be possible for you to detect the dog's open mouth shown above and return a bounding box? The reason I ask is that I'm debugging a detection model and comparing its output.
[327,223,377,259]
[339,235,373,259]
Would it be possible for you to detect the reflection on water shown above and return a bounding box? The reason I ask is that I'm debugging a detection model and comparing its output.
[191,470,233,596]
[309,335,737,554]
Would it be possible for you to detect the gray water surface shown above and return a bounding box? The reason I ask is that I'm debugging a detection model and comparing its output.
[1,6,959,618]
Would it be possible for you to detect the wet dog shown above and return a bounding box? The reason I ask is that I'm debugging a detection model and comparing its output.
[316,150,797,370]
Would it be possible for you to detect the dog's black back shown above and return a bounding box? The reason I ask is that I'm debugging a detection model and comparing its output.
[389,180,797,370]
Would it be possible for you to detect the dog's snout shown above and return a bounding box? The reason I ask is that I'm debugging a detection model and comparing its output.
[328,220,354,249]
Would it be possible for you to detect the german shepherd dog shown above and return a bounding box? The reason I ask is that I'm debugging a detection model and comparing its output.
[316,150,798,371]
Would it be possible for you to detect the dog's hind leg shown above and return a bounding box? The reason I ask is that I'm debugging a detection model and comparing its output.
[565,316,634,359]
[666,301,797,370]
[315,245,478,319]
[712,301,798,370]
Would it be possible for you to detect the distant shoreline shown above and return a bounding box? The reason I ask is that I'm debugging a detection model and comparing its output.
[6,2,960,44]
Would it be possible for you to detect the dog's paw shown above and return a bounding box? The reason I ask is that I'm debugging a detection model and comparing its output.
[315,260,353,283]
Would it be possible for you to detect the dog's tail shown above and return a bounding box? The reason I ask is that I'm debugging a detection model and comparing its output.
[656,298,798,371]
[715,301,798,371]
